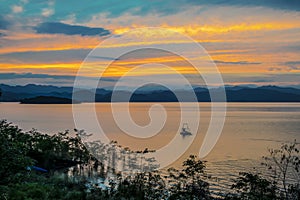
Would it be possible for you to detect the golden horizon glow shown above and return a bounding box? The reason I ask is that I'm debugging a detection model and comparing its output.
[114,22,298,35]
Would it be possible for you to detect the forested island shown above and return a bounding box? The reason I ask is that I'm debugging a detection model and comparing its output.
[20,96,80,104]
[0,120,299,199]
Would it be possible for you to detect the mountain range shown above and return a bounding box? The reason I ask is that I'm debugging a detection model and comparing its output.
[1,84,300,102]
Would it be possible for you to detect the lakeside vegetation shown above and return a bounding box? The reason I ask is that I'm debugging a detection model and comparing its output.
[0,120,299,200]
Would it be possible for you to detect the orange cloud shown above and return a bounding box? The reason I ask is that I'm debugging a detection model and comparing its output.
[114,22,298,35]
[1,21,299,78]
[0,63,80,76]
[0,32,101,54]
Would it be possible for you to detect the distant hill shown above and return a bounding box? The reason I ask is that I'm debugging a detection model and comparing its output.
[225,88,300,102]
[20,96,80,104]
[1,84,300,102]
[0,84,73,94]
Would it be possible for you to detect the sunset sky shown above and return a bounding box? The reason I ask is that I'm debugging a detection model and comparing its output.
[0,0,300,87]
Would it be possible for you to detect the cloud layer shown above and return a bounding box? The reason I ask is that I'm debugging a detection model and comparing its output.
[186,0,300,12]
[35,22,111,36]
[0,15,10,30]
[0,1,299,87]
[214,60,261,65]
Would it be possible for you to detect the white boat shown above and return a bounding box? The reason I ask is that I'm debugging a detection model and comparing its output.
[180,123,192,136]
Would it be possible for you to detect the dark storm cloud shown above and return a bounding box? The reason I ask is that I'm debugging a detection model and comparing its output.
[34,22,111,36]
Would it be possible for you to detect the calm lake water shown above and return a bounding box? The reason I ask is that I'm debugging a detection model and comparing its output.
[1,102,300,193]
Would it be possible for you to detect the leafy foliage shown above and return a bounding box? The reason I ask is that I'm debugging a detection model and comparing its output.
[1,120,300,200]
[262,140,300,200]
[167,155,210,199]
[0,120,34,185]
[225,172,277,200]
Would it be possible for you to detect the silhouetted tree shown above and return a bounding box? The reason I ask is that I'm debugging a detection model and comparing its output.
[167,155,211,199]
[263,140,300,199]
[225,172,278,200]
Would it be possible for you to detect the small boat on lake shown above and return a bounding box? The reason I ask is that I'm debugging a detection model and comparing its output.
[180,123,192,136]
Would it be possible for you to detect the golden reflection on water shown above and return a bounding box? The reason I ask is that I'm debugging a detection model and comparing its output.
[1,102,300,167]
